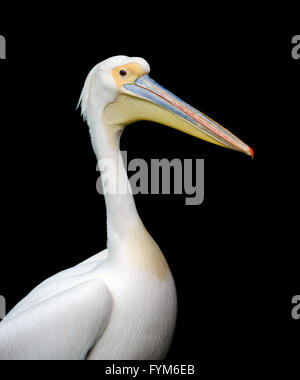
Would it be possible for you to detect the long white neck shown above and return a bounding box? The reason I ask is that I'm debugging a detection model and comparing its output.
[84,94,170,281]
[87,104,141,251]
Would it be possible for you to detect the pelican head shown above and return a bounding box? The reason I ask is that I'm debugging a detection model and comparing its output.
[79,55,254,157]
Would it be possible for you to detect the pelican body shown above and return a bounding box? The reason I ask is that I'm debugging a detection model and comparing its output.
[0,56,253,360]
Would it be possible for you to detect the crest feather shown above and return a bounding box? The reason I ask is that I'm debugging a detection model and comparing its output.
[76,64,99,121]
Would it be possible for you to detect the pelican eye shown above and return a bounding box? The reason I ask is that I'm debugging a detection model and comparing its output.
[119,70,127,77]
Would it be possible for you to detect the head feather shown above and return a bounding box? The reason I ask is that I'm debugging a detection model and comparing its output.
[76,64,100,122]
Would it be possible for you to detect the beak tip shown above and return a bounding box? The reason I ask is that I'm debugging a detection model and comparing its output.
[248,146,254,159]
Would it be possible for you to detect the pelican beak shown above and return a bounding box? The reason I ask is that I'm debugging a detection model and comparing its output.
[106,75,254,157]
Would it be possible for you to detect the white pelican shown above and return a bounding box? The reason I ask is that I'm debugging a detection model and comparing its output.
[0,56,253,360]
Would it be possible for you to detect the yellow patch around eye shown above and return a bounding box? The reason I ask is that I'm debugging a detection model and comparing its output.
[112,63,146,88]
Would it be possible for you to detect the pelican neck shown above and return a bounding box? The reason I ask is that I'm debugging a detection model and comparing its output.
[87,107,141,248]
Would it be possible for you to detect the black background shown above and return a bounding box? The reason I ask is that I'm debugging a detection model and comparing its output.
[0,3,298,372]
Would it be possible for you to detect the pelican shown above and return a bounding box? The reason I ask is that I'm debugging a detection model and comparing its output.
[0,56,253,360]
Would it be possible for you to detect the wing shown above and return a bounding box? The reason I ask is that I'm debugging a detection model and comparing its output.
[0,280,113,360]
[5,249,109,320]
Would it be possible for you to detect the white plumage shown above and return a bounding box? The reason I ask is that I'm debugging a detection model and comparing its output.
[0,55,252,360]
[0,56,177,360]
